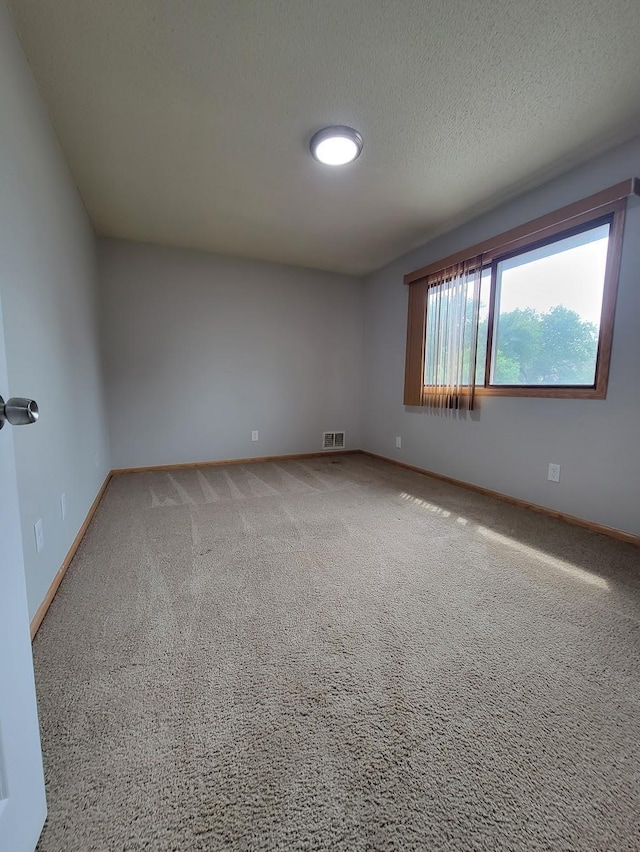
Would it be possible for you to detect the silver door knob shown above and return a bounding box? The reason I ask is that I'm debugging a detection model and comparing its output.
[0,395,39,429]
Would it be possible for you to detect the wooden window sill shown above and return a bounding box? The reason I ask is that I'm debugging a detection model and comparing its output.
[423,386,606,400]
[476,386,605,399]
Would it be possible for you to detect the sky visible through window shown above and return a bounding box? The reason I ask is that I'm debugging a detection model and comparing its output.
[489,223,610,385]
[495,224,609,325]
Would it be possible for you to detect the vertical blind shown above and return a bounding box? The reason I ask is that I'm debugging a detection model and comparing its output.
[423,258,482,410]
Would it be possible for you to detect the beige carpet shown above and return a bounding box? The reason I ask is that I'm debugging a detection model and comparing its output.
[33,453,640,851]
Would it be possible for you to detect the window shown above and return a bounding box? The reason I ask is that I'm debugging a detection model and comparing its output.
[487,219,610,388]
[403,180,636,406]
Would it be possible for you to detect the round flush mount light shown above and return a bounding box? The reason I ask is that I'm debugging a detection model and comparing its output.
[309,126,363,166]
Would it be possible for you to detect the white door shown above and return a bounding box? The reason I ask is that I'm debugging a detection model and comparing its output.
[0,293,46,851]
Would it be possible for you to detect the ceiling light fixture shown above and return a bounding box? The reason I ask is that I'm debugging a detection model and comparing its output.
[309,126,363,166]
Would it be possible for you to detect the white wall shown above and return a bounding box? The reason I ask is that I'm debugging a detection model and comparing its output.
[99,238,364,469]
[362,137,640,537]
[0,2,111,619]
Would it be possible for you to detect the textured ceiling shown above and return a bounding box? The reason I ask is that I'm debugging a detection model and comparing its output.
[9,0,640,275]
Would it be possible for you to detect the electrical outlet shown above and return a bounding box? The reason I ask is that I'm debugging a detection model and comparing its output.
[60,493,67,521]
[34,519,44,554]
[548,463,561,483]
[251,430,259,442]
[395,436,402,449]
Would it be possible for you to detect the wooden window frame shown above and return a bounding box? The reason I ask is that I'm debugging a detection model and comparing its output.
[403,180,637,405]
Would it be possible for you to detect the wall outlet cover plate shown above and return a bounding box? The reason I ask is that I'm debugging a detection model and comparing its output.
[548,463,561,483]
